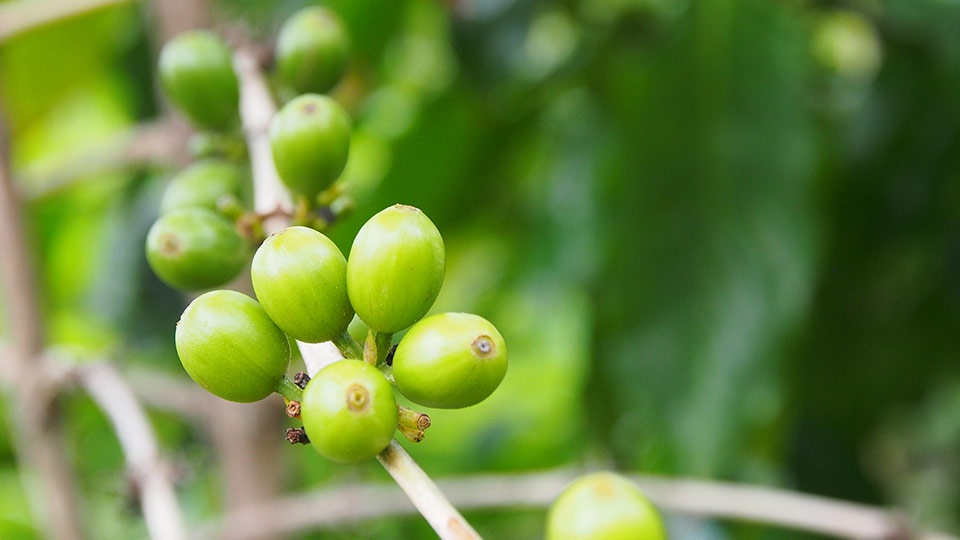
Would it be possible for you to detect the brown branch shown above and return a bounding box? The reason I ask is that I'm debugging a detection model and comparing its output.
[125,366,214,420]
[0,124,42,374]
[200,469,955,540]
[75,362,187,540]
[145,0,211,42]
[19,116,192,201]
[0,107,84,539]
[0,0,134,42]
[201,479,424,539]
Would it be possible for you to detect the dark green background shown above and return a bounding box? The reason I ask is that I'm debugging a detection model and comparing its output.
[1,0,959,537]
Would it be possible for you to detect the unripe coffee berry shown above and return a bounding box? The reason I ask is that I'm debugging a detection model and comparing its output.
[145,208,247,291]
[276,6,350,95]
[160,159,248,214]
[269,94,351,198]
[346,204,445,333]
[300,360,398,463]
[392,313,507,409]
[158,30,239,130]
[251,226,353,343]
[175,290,291,403]
[546,472,667,540]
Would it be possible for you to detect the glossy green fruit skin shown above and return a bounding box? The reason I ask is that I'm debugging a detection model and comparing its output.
[269,94,351,198]
[175,290,291,403]
[158,30,239,130]
[393,313,507,409]
[146,208,247,291]
[251,226,354,343]
[346,204,444,333]
[276,6,349,95]
[300,360,398,463]
[160,159,248,213]
[546,472,667,540]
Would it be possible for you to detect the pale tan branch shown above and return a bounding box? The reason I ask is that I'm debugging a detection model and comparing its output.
[201,469,955,540]
[76,362,187,540]
[233,47,292,229]
[377,441,482,540]
[125,366,214,420]
[0,0,135,42]
[200,480,420,539]
[19,116,192,201]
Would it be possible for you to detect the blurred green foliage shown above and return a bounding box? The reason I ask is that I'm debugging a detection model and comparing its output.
[1,0,960,538]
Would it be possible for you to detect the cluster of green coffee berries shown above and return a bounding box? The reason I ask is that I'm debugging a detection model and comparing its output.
[174,205,508,463]
[146,7,354,293]
[146,8,508,465]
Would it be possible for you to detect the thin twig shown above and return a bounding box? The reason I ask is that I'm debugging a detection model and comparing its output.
[76,362,187,540]
[298,340,346,374]
[233,48,292,230]
[18,116,192,201]
[199,469,955,540]
[0,106,84,539]
[635,475,918,539]
[125,366,214,420]
[377,441,481,540]
[0,0,134,42]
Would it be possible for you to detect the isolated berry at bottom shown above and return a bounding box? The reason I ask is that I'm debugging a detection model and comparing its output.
[300,360,398,464]
[546,472,667,540]
[160,159,248,214]
[276,6,350,95]
[251,226,353,343]
[175,290,291,403]
[392,312,507,409]
[346,204,445,333]
[145,208,247,291]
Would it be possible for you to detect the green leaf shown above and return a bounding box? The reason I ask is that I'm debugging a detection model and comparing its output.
[590,0,818,476]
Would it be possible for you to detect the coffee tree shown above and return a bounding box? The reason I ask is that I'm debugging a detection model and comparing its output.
[1,0,959,539]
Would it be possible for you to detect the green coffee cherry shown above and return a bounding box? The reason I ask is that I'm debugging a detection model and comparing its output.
[251,226,353,343]
[175,290,291,403]
[546,472,667,540]
[392,313,507,409]
[276,6,350,95]
[300,360,398,463]
[158,30,239,130]
[346,204,445,333]
[145,208,247,291]
[160,159,248,214]
[269,94,351,198]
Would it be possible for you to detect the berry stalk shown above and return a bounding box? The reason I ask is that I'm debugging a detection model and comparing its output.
[332,328,364,360]
[275,374,304,402]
